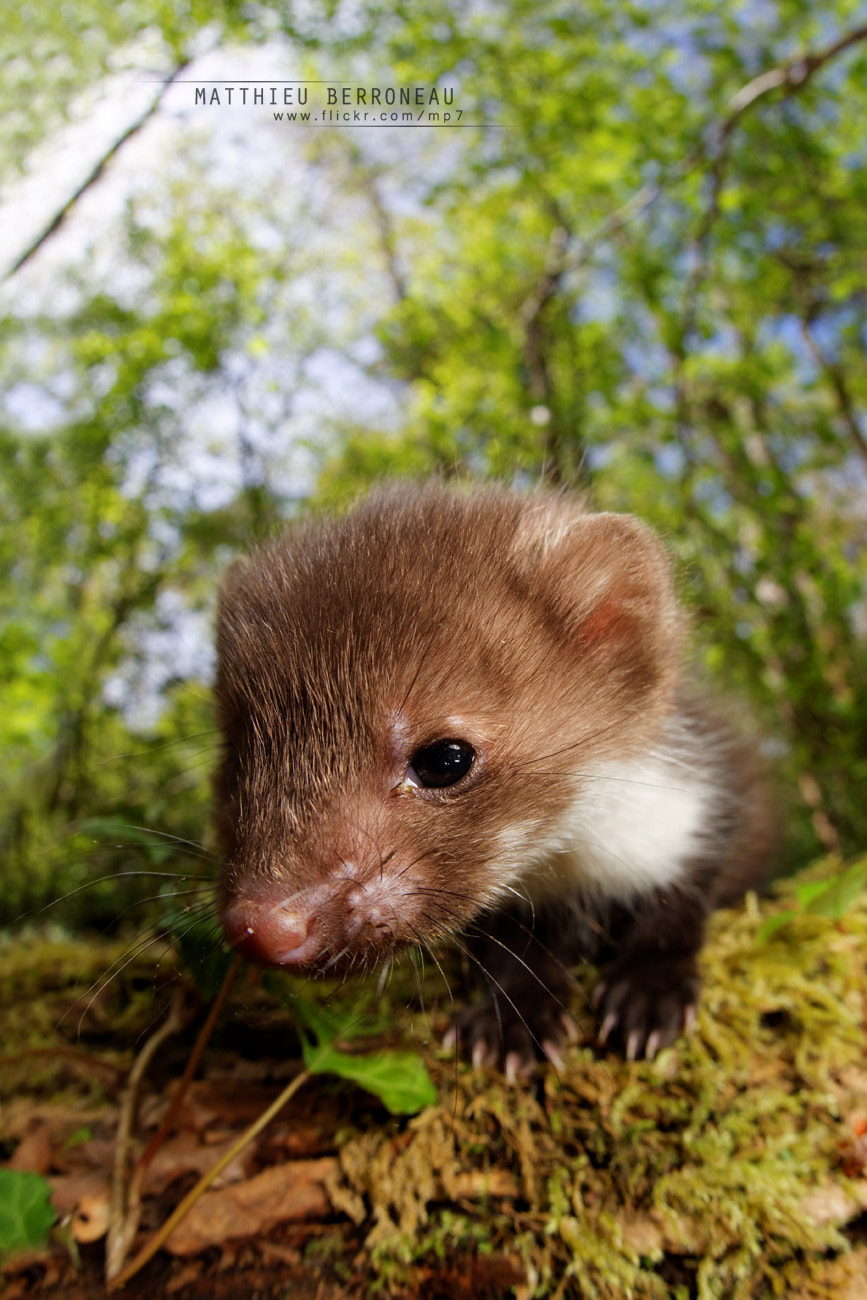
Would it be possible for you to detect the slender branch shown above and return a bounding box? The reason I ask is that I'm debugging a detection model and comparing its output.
[520,225,571,480]
[561,21,867,290]
[362,169,408,303]
[5,60,191,281]
[106,990,186,1285]
[561,182,665,279]
[801,318,867,470]
[680,22,867,350]
[721,22,867,142]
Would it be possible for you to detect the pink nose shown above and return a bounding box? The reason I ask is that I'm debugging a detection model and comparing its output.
[222,897,320,967]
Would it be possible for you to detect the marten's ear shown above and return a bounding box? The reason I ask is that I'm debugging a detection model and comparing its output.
[516,506,684,671]
[556,513,680,653]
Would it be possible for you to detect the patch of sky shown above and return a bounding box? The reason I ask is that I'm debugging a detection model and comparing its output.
[284,0,377,43]
[654,442,686,478]
[102,588,216,733]
[627,0,786,85]
[697,321,742,358]
[300,346,405,427]
[571,270,620,326]
[620,5,715,94]
[622,337,671,385]
[809,308,856,362]
[584,443,615,471]
[692,473,733,519]
[3,382,68,431]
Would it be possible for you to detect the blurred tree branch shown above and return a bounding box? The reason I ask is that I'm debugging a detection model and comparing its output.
[4,60,191,282]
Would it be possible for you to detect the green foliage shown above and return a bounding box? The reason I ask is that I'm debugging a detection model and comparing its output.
[0,1170,56,1260]
[289,996,438,1115]
[758,853,867,940]
[1,187,278,921]
[0,0,250,180]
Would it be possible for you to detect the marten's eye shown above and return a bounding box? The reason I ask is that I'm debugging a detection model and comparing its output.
[408,740,476,789]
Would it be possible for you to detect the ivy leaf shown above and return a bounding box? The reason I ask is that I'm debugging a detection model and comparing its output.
[0,1170,56,1258]
[799,859,867,919]
[300,1037,438,1115]
[789,880,834,909]
[759,858,867,942]
[289,996,437,1115]
[757,910,799,944]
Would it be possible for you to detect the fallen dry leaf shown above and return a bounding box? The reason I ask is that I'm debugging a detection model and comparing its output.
[164,1260,204,1295]
[164,1158,337,1255]
[8,1122,54,1175]
[142,1129,252,1196]
[800,1178,867,1227]
[618,1208,708,1255]
[3,1100,111,1146]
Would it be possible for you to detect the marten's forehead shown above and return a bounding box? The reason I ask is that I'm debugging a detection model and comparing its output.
[216,555,537,780]
[225,544,532,675]
[227,593,527,719]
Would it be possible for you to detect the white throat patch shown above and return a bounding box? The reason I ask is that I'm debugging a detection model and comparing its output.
[524,748,713,904]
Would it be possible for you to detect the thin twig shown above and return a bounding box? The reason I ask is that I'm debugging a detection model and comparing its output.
[5,60,191,281]
[721,22,867,141]
[800,318,867,471]
[108,1055,326,1290]
[138,951,243,1172]
[681,21,867,342]
[106,989,186,1284]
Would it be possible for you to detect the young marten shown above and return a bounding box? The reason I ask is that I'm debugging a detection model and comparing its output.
[214,483,776,1076]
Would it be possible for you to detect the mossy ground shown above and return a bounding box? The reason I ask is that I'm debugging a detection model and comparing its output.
[1,861,866,1298]
[327,861,867,1298]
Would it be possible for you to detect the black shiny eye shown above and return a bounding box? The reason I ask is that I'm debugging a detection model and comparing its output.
[408,739,476,789]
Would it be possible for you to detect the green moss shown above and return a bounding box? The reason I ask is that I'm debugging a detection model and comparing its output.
[330,858,867,1298]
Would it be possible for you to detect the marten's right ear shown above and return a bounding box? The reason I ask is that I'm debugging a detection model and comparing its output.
[545,513,682,658]
[515,506,684,715]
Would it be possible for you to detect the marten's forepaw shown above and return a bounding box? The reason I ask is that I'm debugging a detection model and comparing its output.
[593,954,700,1060]
[444,992,577,1083]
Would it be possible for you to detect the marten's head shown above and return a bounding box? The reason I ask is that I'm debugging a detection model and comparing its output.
[213,483,683,975]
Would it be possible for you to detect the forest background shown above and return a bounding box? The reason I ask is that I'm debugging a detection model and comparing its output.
[2,0,866,935]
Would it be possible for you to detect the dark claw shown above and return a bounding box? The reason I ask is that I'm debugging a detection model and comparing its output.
[446,986,575,1077]
[593,954,701,1059]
